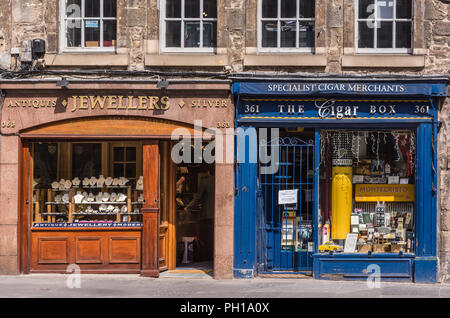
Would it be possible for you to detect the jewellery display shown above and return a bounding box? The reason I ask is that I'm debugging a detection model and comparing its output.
[33,175,144,225]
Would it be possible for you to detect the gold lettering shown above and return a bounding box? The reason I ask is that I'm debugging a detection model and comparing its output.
[138,96,147,110]
[90,96,107,109]
[221,100,227,108]
[107,96,118,109]
[117,96,127,109]
[79,96,89,110]
[7,100,14,107]
[192,100,197,107]
[208,100,214,107]
[51,100,57,107]
[160,96,169,110]
[71,96,78,112]
[128,96,137,109]
[148,96,159,110]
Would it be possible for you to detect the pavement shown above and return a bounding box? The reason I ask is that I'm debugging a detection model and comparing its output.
[1,274,450,298]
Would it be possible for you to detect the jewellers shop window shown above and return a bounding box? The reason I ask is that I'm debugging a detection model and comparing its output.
[31,141,143,226]
[356,0,412,53]
[259,0,315,52]
[318,130,416,254]
[61,0,117,51]
[162,0,217,52]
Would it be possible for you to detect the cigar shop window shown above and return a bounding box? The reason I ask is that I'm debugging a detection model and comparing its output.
[31,141,144,226]
[318,130,416,254]
[61,0,117,51]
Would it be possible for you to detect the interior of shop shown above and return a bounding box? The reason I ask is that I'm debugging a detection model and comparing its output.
[171,144,215,276]
[32,141,144,225]
[319,130,416,254]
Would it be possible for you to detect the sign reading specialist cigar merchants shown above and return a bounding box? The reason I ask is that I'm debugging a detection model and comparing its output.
[355,184,415,202]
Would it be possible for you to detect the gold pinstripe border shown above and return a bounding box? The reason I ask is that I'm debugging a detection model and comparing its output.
[241,116,430,120]
[241,99,429,103]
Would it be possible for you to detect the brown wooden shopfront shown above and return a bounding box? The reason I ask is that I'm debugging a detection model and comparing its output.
[0,81,234,277]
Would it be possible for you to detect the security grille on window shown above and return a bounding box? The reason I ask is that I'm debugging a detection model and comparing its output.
[356,0,412,52]
[259,0,315,50]
[62,0,117,50]
[163,0,217,51]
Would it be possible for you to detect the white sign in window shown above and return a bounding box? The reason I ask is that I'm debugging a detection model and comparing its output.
[278,189,298,205]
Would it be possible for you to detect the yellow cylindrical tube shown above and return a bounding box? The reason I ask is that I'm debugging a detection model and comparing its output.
[331,166,353,240]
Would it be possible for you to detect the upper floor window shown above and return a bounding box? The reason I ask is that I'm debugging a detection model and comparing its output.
[356,0,412,53]
[61,0,117,52]
[258,0,315,52]
[162,0,217,52]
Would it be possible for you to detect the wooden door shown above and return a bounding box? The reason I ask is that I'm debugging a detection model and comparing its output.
[141,141,160,277]
[159,141,176,271]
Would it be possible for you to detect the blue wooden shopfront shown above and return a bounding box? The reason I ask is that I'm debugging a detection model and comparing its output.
[232,79,447,283]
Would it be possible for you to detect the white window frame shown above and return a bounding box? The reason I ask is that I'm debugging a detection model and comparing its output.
[355,0,413,54]
[59,0,116,53]
[160,0,217,53]
[257,0,315,53]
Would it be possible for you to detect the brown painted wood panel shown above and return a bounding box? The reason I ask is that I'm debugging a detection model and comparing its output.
[38,237,69,264]
[109,237,140,264]
[19,141,30,273]
[76,237,103,264]
[141,141,160,277]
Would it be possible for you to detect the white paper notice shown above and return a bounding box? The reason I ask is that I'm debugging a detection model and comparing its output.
[278,189,298,205]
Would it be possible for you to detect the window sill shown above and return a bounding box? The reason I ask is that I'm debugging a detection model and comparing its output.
[342,55,425,68]
[243,54,327,67]
[145,54,227,66]
[45,53,128,67]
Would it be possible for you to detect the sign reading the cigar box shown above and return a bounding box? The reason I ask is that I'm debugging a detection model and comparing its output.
[355,184,415,202]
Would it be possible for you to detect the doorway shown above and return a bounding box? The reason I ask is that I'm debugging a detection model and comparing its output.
[257,128,315,274]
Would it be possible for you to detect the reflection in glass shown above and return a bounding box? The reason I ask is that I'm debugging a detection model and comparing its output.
[377,21,393,48]
[103,20,116,47]
[358,0,375,19]
[299,21,314,47]
[72,143,102,179]
[358,21,374,48]
[203,21,217,47]
[185,21,200,47]
[262,21,278,47]
[66,20,82,47]
[280,21,296,47]
[166,0,181,18]
[378,0,393,19]
[166,21,181,47]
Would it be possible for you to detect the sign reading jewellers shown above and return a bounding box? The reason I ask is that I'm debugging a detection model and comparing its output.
[234,82,442,123]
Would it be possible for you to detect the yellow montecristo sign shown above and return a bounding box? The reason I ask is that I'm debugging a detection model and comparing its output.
[355,184,415,202]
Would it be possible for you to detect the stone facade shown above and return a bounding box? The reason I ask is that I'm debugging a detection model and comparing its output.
[0,0,449,280]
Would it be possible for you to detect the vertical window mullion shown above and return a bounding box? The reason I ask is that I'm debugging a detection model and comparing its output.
[81,0,85,48]
[296,0,299,48]
[277,0,281,48]
[200,0,204,48]
[181,0,185,48]
[374,0,378,49]
[100,0,104,47]
[392,0,396,48]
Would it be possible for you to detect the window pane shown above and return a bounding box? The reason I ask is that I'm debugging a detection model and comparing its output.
[262,0,277,18]
[103,0,116,17]
[85,0,100,17]
[358,0,375,19]
[126,163,137,178]
[203,21,217,47]
[280,21,296,47]
[396,0,412,19]
[126,147,136,162]
[203,0,217,18]
[34,143,58,184]
[185,21,200,47]
[281,0,296,18]
[185,0,200,18]
[66,20,82,47]
[377,21,393,48]
[72,143,102,179]
[166,0,181,18]
[113,163,123,178]
[299,0,315,18]
[166,21,181,47]
[299,21,314,47]
[262,21,278,47]
[358,21,374,48]
[85,20,100,47]
[103,20,116,47]
[396,21,411,48]
[66,0,81,18]
[114,147,124,161]
[377,0,394,19]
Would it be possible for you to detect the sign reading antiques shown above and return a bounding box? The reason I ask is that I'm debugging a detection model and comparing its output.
[237,97,433,122]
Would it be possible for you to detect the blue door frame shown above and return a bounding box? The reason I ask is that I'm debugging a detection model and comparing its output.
[233,79,447,282]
